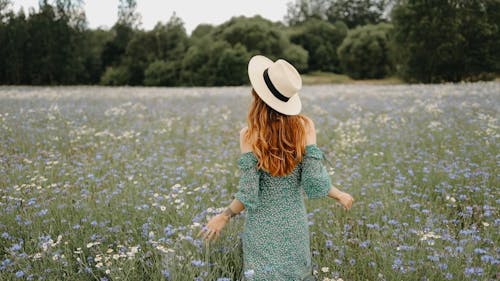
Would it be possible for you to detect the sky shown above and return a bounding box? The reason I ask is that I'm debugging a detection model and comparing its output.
[11,0,291,34]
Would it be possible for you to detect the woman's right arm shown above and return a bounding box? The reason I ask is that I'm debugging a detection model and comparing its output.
[327,186,354,210]
[301,117,331,198]
[302,117,354,209]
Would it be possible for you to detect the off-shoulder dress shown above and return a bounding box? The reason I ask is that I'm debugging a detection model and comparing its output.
[233,144,331,281]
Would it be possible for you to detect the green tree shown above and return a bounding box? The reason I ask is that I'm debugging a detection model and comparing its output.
[392,0,498,82]
[117,0,141,28]
[82,28,114,83]
[290,18,347,72]
[181,41,211,86]
[0,0,12,22]
[100,65,130,85]
[144,60,178,86]
[152,13,189,62]
[326,0,390,28]
[100,0,139,72]
[284,0,329,25]
[23,1,85,84]
[458,0,500,79]
[109,13,188,85]
[213,16,289,59]
[282,44,309,73]
[0,8,28,84]
[190,24,214,43]
[121,30,156,85]
[182,16,307,86]
[100,23,134,69]
[285,0,391,28]
[181,40,229,86]
[214,43,250,86]
[337,23,394,79]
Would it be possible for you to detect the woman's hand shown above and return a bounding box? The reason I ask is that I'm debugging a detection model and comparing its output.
[197,213,230,241]
[335,191,354,210]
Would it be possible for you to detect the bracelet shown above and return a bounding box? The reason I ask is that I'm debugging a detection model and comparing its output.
[222,207,236,219]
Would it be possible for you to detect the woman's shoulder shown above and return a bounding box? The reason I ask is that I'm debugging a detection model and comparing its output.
[239,127,252,154]
[239,126,248,136]
[301,115,315,130]
[301,115,316,145]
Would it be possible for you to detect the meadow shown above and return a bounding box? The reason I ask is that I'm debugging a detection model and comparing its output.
[0,83,498,281]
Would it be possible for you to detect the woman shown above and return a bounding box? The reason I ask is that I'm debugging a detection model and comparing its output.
[198,55,354,280]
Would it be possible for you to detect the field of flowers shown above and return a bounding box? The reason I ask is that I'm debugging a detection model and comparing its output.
[0,83,498,281]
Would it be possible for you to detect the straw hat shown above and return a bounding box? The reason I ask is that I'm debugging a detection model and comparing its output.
[248,55,302,115]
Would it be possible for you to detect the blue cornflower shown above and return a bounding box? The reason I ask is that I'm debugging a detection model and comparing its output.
[191,260,204,267]
[473,248,486,255]
[10,243,22,251]
[15,271,24,278]
[427,255,439,262]
[480,255,495,264]
[464,267,483,276]
[360,240,370,248]
[36,209,48,217]
[325,240,333,248]
[164,224,175,237]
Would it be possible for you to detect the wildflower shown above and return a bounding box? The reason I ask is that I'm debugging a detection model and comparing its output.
[86,242,100,248]
[244,269,255,278]
[321,267,329,273]
[464,267,483,276]
[10,243,22,252]
[325,240,333,249]
[191,260,204,267]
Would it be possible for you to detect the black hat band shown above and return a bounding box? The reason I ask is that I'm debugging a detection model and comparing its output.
[263,68,290,102]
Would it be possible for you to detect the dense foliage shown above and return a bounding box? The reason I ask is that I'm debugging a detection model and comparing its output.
[391,0,500,83]
[337,23,394,79]
[0,0,498,85]
[290,19,348,73]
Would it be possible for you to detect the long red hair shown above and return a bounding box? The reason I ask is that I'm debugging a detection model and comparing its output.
[244,89,307,176]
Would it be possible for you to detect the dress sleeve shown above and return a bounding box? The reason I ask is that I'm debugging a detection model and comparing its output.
[233,152,260,211]
[301,144,331,199]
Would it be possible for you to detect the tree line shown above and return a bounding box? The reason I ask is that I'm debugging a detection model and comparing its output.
[0,0,498,86]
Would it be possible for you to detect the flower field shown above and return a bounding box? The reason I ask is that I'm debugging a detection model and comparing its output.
[0,83,498,280]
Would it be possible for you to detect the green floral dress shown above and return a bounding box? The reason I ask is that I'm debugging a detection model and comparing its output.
[234,144,331,281]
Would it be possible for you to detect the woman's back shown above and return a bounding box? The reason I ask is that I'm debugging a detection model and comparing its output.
[199,55,353,281]
[234,142,331,280]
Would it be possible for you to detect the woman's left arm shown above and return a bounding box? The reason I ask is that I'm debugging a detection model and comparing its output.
[198,199,245,241]
[199,128,252,241]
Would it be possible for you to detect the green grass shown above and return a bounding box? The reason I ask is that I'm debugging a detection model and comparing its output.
[0,83,498,280]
